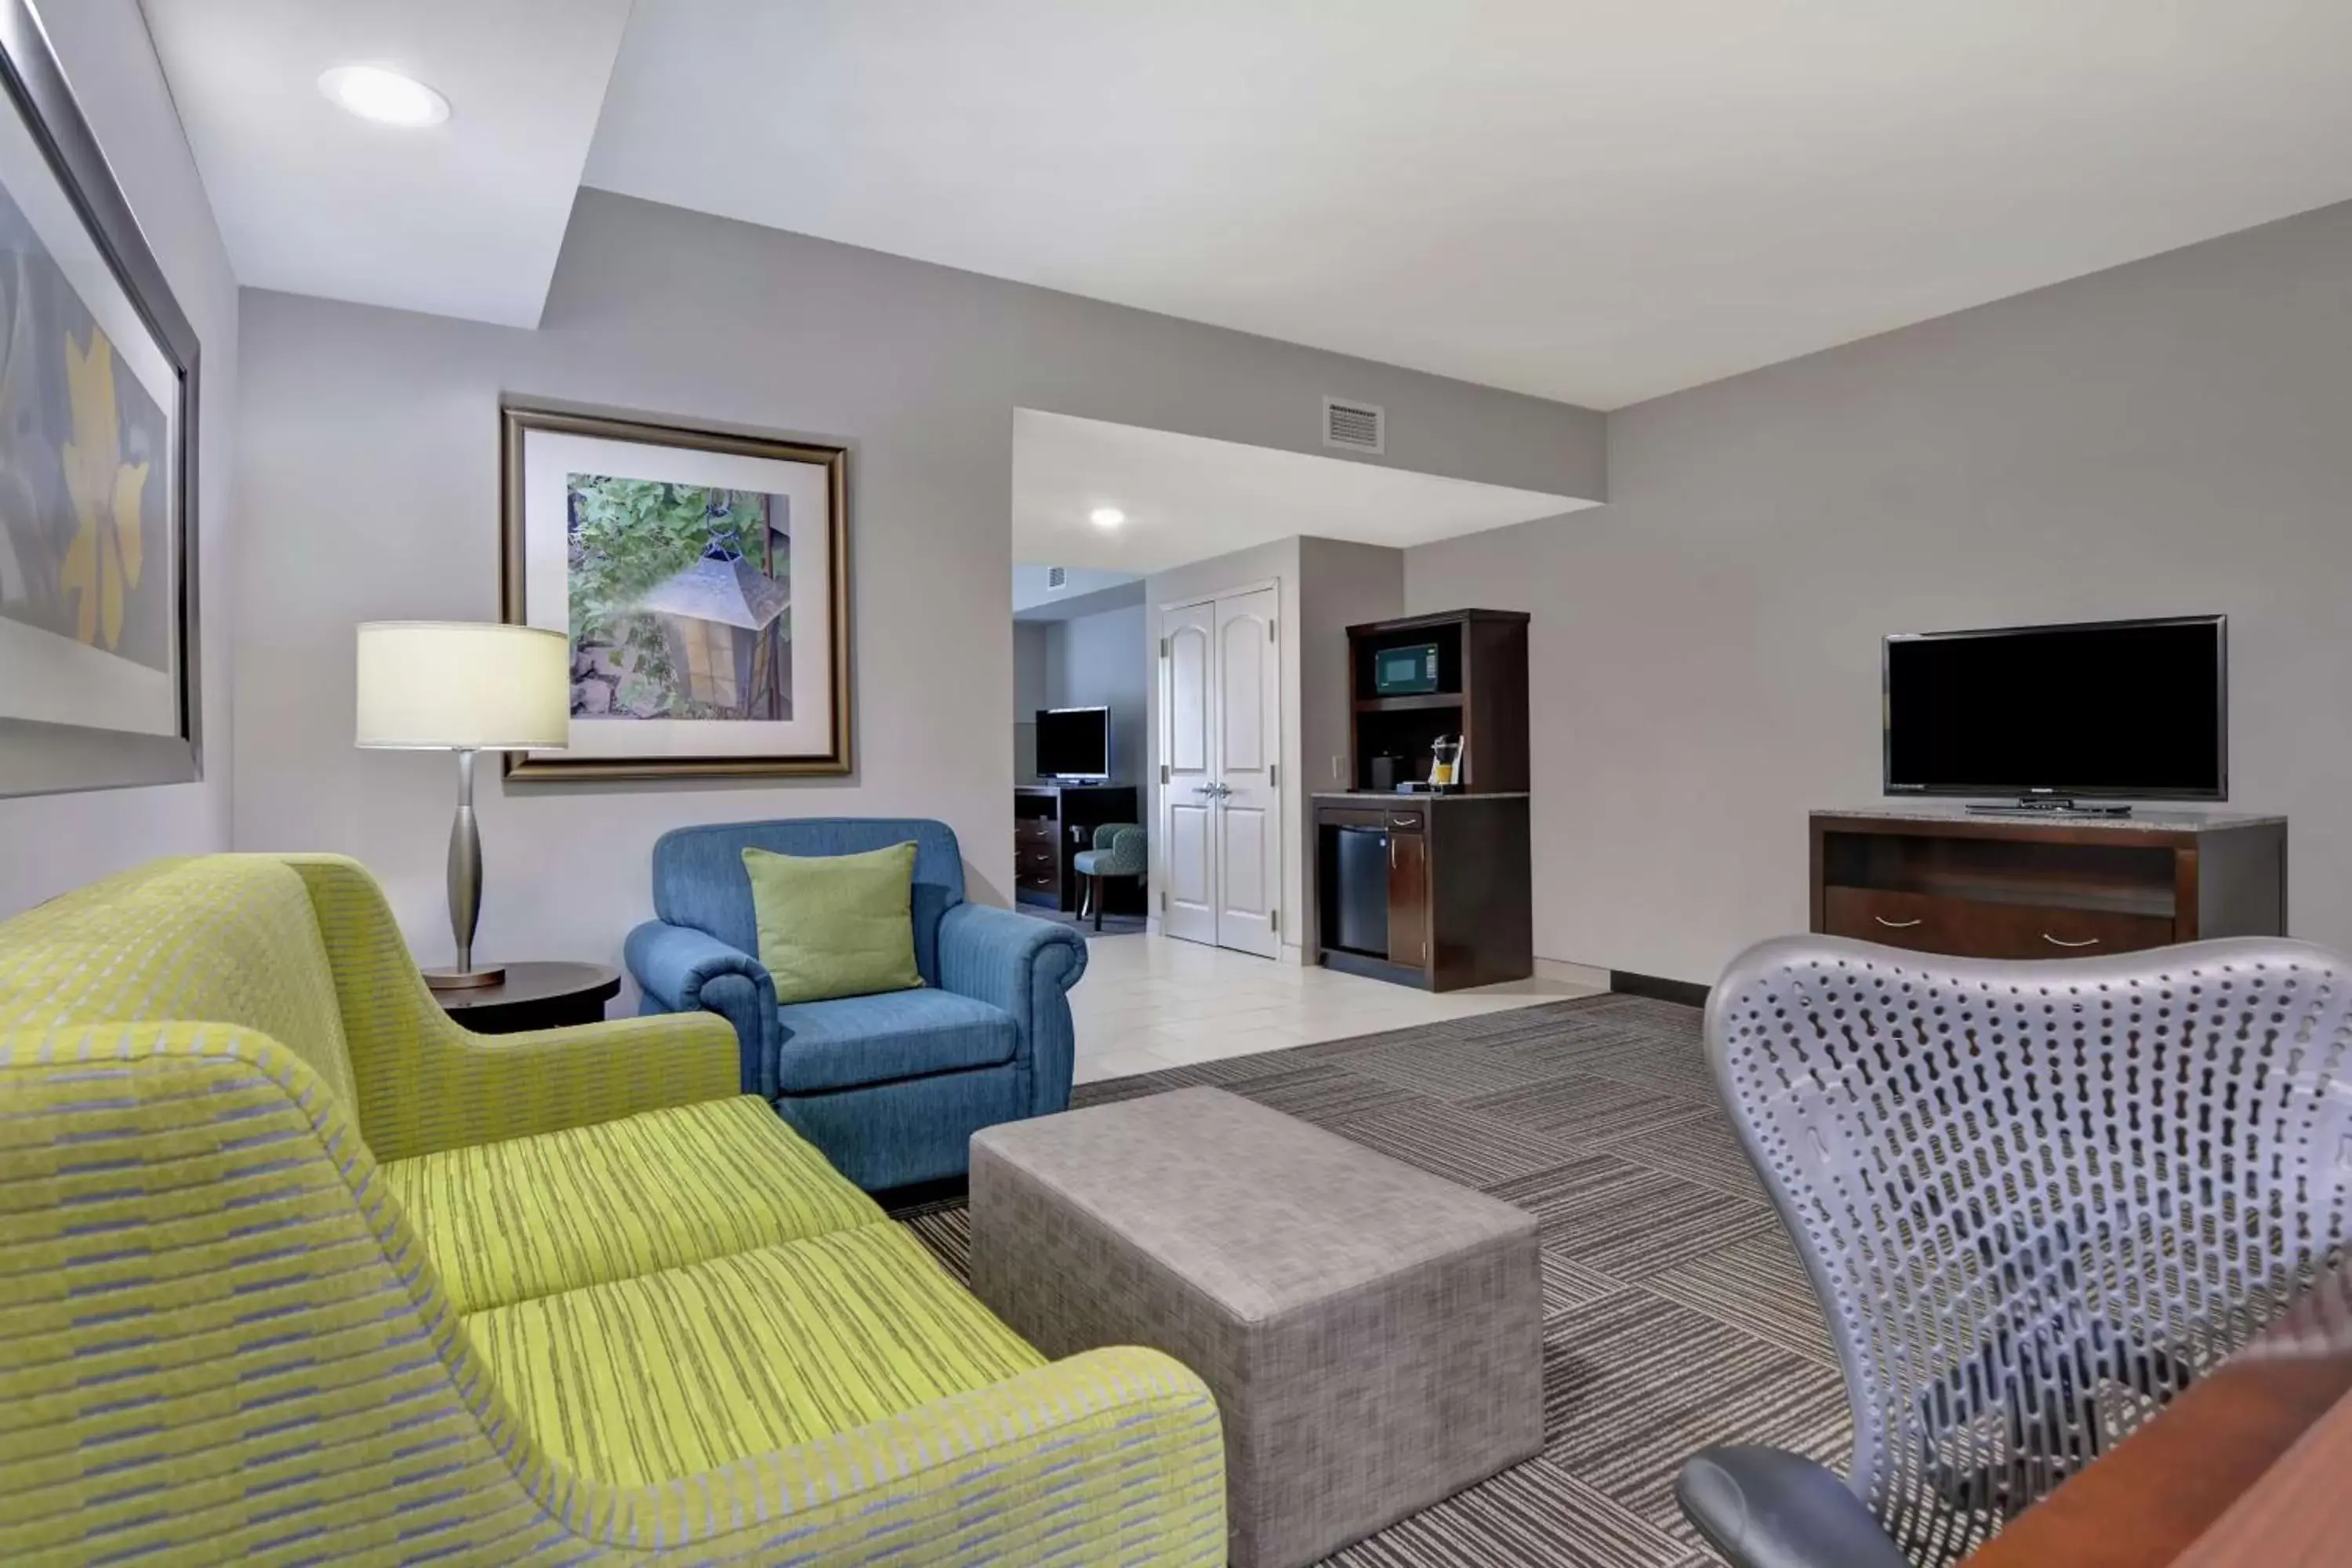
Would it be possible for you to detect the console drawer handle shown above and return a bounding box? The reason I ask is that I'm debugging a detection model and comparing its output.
[1873,916,1923,929]
[2043,933,2102,949]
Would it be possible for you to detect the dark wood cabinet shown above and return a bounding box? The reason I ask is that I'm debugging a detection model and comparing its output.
[1315,794,1531,990]
[1346,608,1530,793]
[1014,784,1141,915]
[1811,808,2287,959]
[1312,607,1534,992]
[1385,821,1429,970]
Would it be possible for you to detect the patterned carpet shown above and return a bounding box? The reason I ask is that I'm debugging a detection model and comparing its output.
[897,993,1852,1568]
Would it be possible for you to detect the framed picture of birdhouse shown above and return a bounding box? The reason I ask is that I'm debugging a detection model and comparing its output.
[499,401,851,779]
[0,0,203,798]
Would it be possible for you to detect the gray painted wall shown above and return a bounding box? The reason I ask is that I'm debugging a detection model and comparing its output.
[1012,604,1148,788]
[0,0,241,916]
[1406,199,2352,982]
[1298,537,1406,793]
[1047,604,1149,789]
[1296,539,1405,950]
[233,190,1601,975]
[1011,619,1049,780]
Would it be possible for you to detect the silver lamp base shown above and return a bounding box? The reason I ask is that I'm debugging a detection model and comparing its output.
[434,747,503,991]
[423,964,506,992]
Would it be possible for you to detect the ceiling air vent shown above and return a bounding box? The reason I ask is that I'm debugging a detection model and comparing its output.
[1047,565,1068,590]
[1323,396,1385,455]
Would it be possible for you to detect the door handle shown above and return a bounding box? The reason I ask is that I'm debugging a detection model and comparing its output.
[1873,916,1923,929]
[2042,933,2102,949]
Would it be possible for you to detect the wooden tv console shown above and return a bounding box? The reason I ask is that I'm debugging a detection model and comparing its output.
[1014,783,1141,916]
[1809,808,2286,960]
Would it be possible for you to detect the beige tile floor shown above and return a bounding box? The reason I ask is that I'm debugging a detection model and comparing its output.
[1068,931,1603,1084]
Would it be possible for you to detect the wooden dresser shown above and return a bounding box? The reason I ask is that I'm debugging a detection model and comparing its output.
[1014,783,1141,916]
[1810,808,2287,959]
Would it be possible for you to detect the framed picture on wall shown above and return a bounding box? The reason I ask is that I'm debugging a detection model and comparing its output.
[0,0,202,798]
[499,401,851,779]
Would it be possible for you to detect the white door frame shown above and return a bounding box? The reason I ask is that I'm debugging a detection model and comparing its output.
[1155,577,1282,957]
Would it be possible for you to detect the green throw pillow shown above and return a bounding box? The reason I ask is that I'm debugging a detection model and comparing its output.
[741,842,924,1004]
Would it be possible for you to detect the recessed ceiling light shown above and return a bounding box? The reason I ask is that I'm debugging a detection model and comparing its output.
[318,65,450,129]
[1089,506,1126,528]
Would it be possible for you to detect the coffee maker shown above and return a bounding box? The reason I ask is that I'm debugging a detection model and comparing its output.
[1396,735,1465,793]
[1428,736,1463,789]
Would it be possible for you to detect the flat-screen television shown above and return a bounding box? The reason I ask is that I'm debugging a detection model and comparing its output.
[1883,615,2226,800]
[1036,706,1111,780]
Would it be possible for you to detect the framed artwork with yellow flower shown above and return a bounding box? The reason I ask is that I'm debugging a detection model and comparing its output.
[0,0,201,797]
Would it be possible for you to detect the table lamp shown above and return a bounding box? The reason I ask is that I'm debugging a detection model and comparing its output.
[355,622,569,989]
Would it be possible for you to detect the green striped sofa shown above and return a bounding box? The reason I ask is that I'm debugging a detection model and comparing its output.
[0,854,1225,1566]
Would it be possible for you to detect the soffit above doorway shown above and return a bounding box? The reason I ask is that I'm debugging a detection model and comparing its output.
[1012,410,1588,577]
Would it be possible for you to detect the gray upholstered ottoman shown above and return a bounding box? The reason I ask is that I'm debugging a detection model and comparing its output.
[969,1086,1542,1568]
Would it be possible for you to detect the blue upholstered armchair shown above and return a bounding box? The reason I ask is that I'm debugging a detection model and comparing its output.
[624,818,1087,1190]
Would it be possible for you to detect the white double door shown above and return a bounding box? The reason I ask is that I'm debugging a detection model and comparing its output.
[1160,586,1282,958]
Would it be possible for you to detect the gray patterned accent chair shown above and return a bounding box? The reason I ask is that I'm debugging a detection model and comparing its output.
[1679,935,2352,1568]
[1072,822,1145,931]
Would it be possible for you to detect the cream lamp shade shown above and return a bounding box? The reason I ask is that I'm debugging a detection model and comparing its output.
[354,621,568,991]
[354,622,570,751]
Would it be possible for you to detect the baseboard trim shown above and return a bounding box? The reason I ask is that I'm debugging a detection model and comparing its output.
[1610,969,1711,1008]
[1319,946,1432,989]
[1534,956,1610,991]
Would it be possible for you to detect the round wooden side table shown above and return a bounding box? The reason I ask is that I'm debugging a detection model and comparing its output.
[434,961,622,1035]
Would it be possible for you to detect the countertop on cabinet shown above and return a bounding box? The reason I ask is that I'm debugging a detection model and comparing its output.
[1312,791,1530,806]
[1816,804,2285,833]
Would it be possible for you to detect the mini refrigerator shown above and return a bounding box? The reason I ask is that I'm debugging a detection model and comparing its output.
[1329,825,1391,956]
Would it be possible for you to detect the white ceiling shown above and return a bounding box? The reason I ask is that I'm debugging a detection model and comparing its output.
[583,0,2352,408]
[1012,410,1584,576]
[140,0,630,327]
[143,3,2352,404]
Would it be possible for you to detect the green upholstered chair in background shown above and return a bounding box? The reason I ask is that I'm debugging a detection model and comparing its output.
[1073,822,1146,931]
[0,853,1225,1566]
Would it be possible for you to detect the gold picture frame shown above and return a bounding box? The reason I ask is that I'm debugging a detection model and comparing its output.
[499,401,851,779]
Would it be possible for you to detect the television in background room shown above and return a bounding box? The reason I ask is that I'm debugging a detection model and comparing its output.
[1036,706,1112,781]
[1884,615,2226,804]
